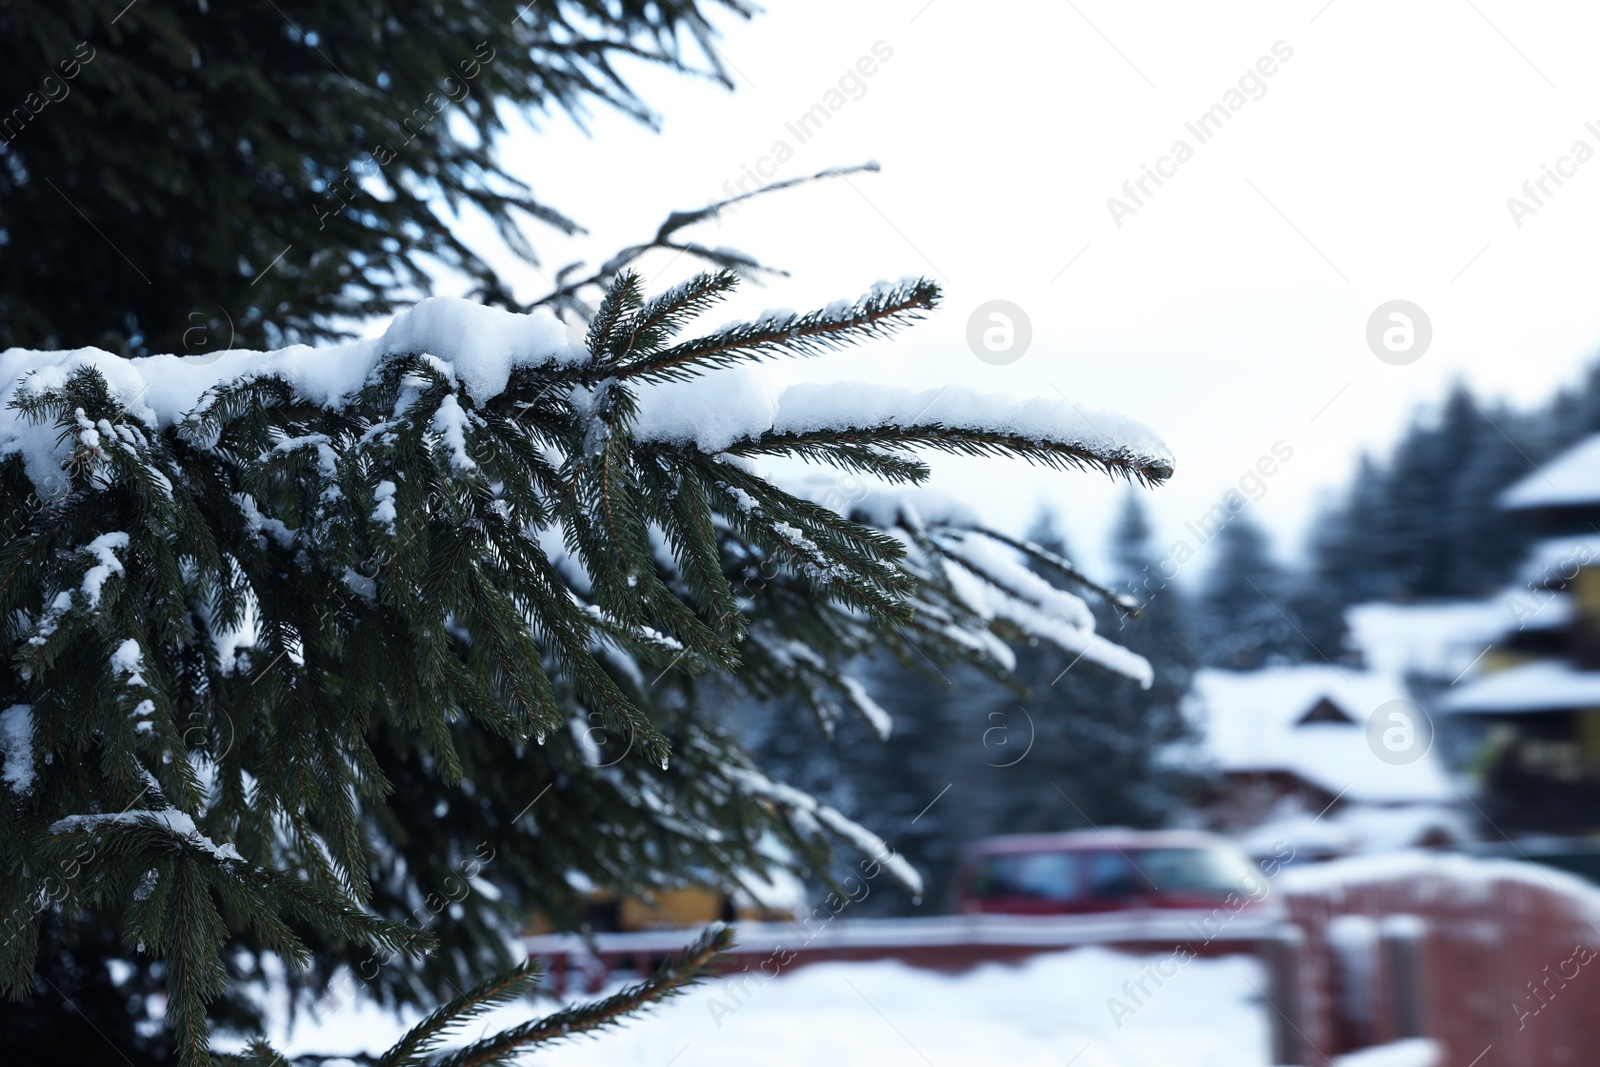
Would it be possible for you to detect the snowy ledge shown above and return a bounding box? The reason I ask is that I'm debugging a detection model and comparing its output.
[1280,848,1600,917]
[0,297,578,496]
[1,295,1171,497]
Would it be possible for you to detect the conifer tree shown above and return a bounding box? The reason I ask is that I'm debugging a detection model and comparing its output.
[981,500,1196,850]
[0,267,1173,1062]
[0,0,750,355]
[752,498,1197,916]
[1194,514,1305,669]
[1299,383,1557,646]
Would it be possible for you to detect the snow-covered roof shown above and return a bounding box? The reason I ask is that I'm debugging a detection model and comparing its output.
[1238,797,1470,859]
[1500,432,1600,510]
[1438,659,1600,715]
[1518,533,1600,586]
[1186,667,1453,803]
[1343,601,1508,680]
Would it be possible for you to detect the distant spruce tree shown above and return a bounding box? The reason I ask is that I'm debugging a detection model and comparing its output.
[1194,513,1310,669]
[1299,383,1568,649]
[1545,360,1600,446]
[1107,491,1198,725]
[990,501,1196,827]
[753,498,1198,916]
[958,500,1198,903]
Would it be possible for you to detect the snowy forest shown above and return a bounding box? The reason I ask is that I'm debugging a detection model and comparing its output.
[6,2,1600,1066]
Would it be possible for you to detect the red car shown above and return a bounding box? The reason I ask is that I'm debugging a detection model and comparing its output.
[958,830,1264,915]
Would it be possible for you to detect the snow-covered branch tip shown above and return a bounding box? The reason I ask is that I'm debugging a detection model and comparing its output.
[974,527,1146,613]
[642,376,1174,487]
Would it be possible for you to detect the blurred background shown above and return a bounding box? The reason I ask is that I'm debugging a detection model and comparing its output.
[10,0,1600,1064]
[496,3,1600,1063]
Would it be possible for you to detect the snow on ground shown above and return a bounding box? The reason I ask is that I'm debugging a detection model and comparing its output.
[273,948,1270,1067]
[1331,1039,1440,1067]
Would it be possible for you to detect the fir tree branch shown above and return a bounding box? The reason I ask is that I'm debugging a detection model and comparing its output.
[213,1039,292,1067]
[617,270,739,358]
[378,959,544,1067]
[970,527,1144,613]
[427,925,733,1067]
[717,436,932,484]
[0,249,1168,1063]
[523,162,879,319]
[729,423,1173,484]
[616,278,940,384]
[583,271,645,362]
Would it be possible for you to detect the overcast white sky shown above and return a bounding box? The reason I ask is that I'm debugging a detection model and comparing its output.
[460,0,1600,581]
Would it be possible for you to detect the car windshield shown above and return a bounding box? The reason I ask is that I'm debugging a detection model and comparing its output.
[1134,847,1258,896]
[1085,850,1140,898]
[971,851,1081,901]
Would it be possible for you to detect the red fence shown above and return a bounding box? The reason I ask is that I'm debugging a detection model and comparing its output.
[525,852,1600,1066]
[527,910,1279,997]
[1275,853,1600,1066]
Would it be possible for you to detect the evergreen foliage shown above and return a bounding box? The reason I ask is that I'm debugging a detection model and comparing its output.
[1291,379,1600,654]
[1192,514,1307,669]
[1309,389,1539,606]
[0,269,1171,1062]
[0,0,749,355]
[750,496,1197,915]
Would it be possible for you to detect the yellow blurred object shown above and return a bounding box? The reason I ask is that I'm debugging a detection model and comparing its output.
[1479,648,1532,675]
[620,887,724,930]
[525,885,795,934]
[1576,565,1600,622]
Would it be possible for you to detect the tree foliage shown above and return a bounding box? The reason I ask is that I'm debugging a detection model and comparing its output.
[0,268,1170,1062]
[1292,378,1600,656]
[1193,514,1306,669]
[0,0,749,355]
[751,497,1197,915]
